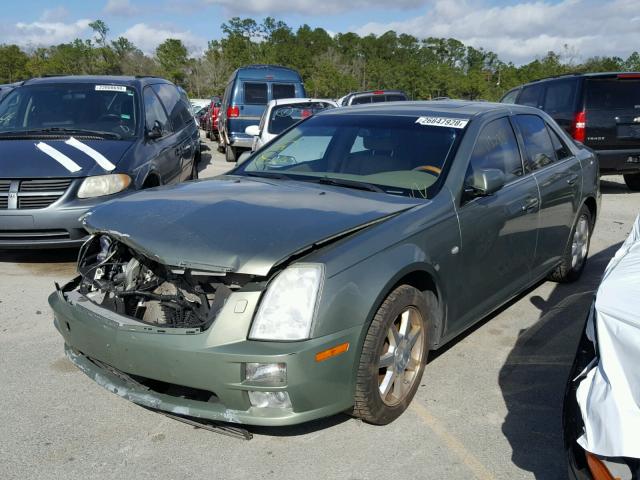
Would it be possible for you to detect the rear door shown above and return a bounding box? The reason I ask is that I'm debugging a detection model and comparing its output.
[231,81,268,135]
[455,116,539,331]
[513,114,581,276]
[541,79,579,134]
[584,75,640,149]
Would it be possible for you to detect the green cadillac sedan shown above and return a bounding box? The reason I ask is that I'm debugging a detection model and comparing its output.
[50,101,600,427]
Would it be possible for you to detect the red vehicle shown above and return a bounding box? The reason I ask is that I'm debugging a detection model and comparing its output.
[205,96,222,141]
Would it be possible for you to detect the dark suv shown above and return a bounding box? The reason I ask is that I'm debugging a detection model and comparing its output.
[0,75,200,248]
[501,72,640,190]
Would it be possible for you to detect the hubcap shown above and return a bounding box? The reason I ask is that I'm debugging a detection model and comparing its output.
[571,216,589,269]
[378,307,425,406]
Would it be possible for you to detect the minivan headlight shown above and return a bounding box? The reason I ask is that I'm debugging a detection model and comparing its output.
[249,264,324,341]
[77,174,131,198]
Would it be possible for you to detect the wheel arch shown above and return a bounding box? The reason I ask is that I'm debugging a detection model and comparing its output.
[363,263,447,351]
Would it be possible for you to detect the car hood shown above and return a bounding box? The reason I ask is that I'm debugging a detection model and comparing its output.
[0,138,134,178]
[83,176,422,276]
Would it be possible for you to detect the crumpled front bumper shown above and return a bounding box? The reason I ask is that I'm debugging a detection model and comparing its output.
[49,280,362,426]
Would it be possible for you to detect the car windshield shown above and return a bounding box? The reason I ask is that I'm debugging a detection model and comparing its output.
[268,102,335,134]
[0,83,139,139]
[236,113,464,199]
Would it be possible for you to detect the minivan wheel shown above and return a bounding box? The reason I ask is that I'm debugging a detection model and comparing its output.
[353,285,432,425]
[225,146,237,163]
[623,172,640,191]
[548,205,592,283]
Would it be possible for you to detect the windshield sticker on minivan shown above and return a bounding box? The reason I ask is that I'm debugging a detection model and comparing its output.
[415,116,469,129]
[95,85,127,92]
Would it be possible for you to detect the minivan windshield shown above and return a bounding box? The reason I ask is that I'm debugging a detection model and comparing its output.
[0,83,139,139]
[236,114,464,199]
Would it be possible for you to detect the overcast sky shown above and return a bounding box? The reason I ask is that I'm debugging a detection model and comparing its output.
[1,0,638,64]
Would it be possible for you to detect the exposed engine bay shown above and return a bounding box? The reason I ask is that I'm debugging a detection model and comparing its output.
[75,235,257,330]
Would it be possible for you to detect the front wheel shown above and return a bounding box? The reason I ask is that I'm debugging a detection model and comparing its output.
[225,146,237,163]
[548,205,592,283]
[353,285,433,425]
[623,172,640,191]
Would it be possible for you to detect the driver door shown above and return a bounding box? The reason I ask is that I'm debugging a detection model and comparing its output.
[452,117,540,333]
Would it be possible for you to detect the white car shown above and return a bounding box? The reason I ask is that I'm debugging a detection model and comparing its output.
[245,98,338,151]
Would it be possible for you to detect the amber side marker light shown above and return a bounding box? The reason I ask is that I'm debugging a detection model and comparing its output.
[586,452,619,480]
[315,342,350,362]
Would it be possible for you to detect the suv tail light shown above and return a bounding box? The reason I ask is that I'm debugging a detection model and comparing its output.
[571,110,586,142]
[227,106,240,118]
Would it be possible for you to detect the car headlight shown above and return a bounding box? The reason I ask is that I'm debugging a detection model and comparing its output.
[77,174,131,198]
[249,264,324,341]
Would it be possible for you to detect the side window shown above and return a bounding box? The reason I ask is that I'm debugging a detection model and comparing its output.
[351,96,372,105]
[517,84,543,108]
[547,125,572,160]
[152,84,187,131]
[244,82,268,104]
[500,89,520,104]
[543,80,577,115]
[466,117,524,183]
[143,87,170,136]
[272,83,296,100]
[514,115,556,171]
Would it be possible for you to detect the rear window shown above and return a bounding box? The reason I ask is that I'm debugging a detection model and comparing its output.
[543,80,577,115]
[268,102,335,135]
[272,84,296,100]
[586,78,640,110]
[386,94,407,102]
[518,84,543,108]
[244,82,268,105]
[514,114,556,171]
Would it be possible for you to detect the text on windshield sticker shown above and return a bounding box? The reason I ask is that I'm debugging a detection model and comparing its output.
[95,85,127,92]
[415,116,469,128]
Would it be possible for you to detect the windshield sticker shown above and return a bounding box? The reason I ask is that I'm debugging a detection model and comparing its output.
[35,142,82,173]
[66,137,116,171]
[415,116,469,129]
[95,85,127,92]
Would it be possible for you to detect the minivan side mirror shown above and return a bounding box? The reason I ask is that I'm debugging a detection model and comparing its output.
[146,120,163,140]
[464,168,506,198]
[245,125,260,137]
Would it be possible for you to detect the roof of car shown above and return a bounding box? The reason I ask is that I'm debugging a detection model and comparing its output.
[321,100,535,118]
[522,71,640,85]
[233,65,303,81]
[269,98,338,107]
[22,75,173,88]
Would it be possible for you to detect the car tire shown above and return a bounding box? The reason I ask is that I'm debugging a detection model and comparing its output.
[205,130,211,139]
[353,285,432,425]
[225,146,237,163]
[548,204,592,283]
[190,160,199,180]
[623,172,640,191]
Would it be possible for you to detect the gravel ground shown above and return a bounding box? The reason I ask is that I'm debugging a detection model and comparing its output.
[1,133,638,480]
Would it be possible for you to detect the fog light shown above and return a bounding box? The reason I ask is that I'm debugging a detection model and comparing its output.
[244,363,286,385]
[248,391,292,409]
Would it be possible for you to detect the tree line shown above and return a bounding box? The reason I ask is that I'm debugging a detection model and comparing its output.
[1,18,639,101]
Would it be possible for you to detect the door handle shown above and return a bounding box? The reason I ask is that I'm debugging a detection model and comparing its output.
[521,197,539,212]
[567,174,579,186]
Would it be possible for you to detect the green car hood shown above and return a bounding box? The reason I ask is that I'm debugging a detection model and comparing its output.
[82,176,421,276]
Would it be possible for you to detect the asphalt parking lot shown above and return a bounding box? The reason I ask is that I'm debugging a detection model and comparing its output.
[1,133,638,480]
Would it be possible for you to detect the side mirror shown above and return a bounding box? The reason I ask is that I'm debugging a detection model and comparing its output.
[245,125,260,137]
[464,168,505,198]
[146,120,163,140]
[237,151,251,165]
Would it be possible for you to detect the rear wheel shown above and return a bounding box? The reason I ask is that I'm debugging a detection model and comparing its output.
[623,172,640,191]
[353,285,432,425]
[225,146,237,163]
[548,204,592,283]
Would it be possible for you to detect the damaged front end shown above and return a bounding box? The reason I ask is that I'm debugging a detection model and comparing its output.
[75,234,258,331]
